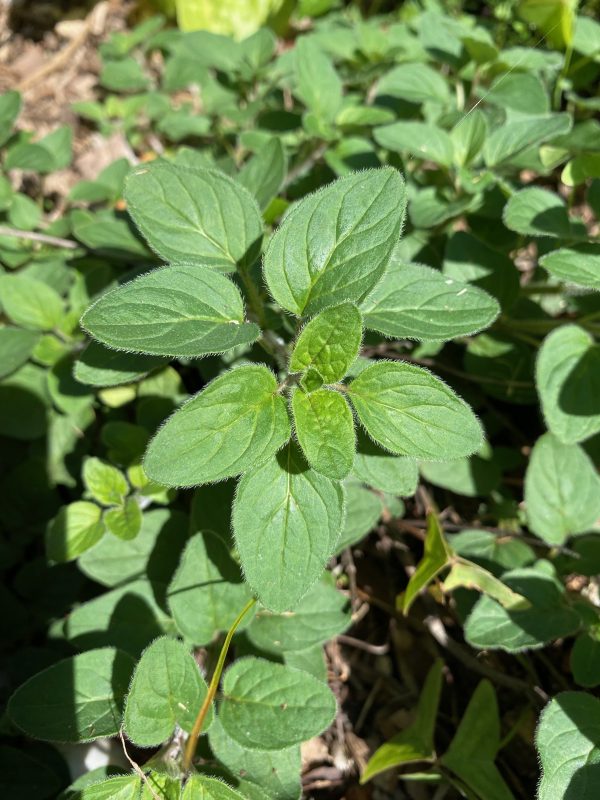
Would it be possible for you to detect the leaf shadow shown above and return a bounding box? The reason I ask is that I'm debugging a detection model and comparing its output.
[558,347,600,417]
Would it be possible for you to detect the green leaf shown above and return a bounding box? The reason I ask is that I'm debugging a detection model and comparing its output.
[482,72,549,115]
[46,501,105,563]
[536,324,600,444]
[247,578,350,654]
[401,513,453,614]
[0,90,21,146]
[376,63,449,105]
[360,261,499,341]
[6,127,72,173]
[71,209,150,258]
[289,303,363,383]
[167,531,252,645]
[293,36,343,123]
[8,648,134,742]
[125,162,263,271]
[238,139,287,211]
[347,362,483,460]
[264,168,406,317]
[233,443,345,611]
[75,776,141,800]
[483,114,572,167]
[219,657,337,751]
[351,429,418,496]
[374,121,454,167]
[208,718,301,800]
[100,58,148,92]
[361,660,443,782]
[537,692,600,800]
[518,0,577,49]
[464,561,581,651]
[123,636,212,747]
[450,109,488,167]
[144,365,291,487]
[181,776,247,800]
[74,342,167,388]
[0,274,63,331]
[81,264,259,358]
[524,433,600,545]
[441,680,515,800]
[540,244,600,290]
[442,560,530,610]
[104,498,142,541]
[0,326,39,379]
[78,508,188,587]
[336,483,383,552]
[83,457,129,506]
[503,187,571,238]
[448,529,535,576]
[291,388,355,479]
[571,629,600,688]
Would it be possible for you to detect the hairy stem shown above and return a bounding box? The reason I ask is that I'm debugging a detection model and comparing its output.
[182,597,256,774]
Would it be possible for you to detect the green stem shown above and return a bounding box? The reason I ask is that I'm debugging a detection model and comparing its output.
[182,597,256,774]
[553,42,574,110]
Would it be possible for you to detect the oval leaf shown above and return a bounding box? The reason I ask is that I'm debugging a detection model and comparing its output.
[291,388,355,479]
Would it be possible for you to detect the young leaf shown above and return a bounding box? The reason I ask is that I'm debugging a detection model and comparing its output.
[361,660,443,782]
[401,513,453,614]
[291,388,355,479]
[352,430,419,496]
[264,168,406,317]
[0,274,63,331]
[347,362,483,460]
[451,109,488,166]
[219,657,337,751]
[536,692,600,800]
[208,718,302,800]
[360,261,499,341]
[75,342,167,388]
[503,187,571,238]
[123,636,212,747]
[540,244,600,290]
[289,303,363,383]
[104,498,142,541]
[46,501,105,563]
[246,578,351,654]
[233,443,345,611]
[524,433,600,545]
[144,365,291,487]
[125,162,263,271]
[167,531,253,645]
[181,775,247,800]
[81,265,260,357]
[440,680,514,800]
[83,457,128,506]
[536,324,600,444]
[8,648,134,742]
[442,560,530,610]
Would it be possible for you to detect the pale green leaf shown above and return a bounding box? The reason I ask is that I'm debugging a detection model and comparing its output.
[294,36,342,122]
[374,121,454,167]
[503,187,571,238]
[536,324,600,444]
[483,72,549,115]
[361,660,443,782]
[81,264,259,357]
[0,326,39,379]
[450,109,488,167]
[291,388,355,479]
[376,63,449,105]
[125,162,263,271]
[352,429,418,496]
[347,361,483,460]
[289,303,363,383]
[76,777,141,800]
[360,261,499,341]
[525,433,600,544]
[83,457,129,506]
[75,342,167,388]
[167,531,252,645]
[233,443,345,611]
[220,657,337,750]
[144,365,291,487]
[123,636,212,747]
[238,139,287,211]
[540,244,600,290]
[182,775,247,800]
[264,168,406,317]
[8,648,134,742]
[335,483,383,553]
[0,274,63,331]
[442,560,530,610]
[401,513,453,614]
[104,498,142,541]
[537,692,600,800]
[46,501,105,563]
[483,114,572,167]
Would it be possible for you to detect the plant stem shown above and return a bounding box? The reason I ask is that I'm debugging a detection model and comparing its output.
[0,225,79,249]
[182,597,256,774]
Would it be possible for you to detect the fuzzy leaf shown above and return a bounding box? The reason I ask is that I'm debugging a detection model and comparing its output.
[144,365,290,487]
[289,303,363,383]
[75,342,167,388]
[219,657,337,751]
[503,187,571,238]
[352,430,419,496]
[540,244,600,290]
[181,775,248,800]
[347,362,483,460]
[291,388,355,479]
[83,457,128,506]
[125,162,263,271]
[123,636,212,747]
[81,264,259,357]
[46,501,105,563]
[483,113,572,167]
[264,168,405,317]
[233,443,345,611]
[0,274,63,331]
[360,261,499,341]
